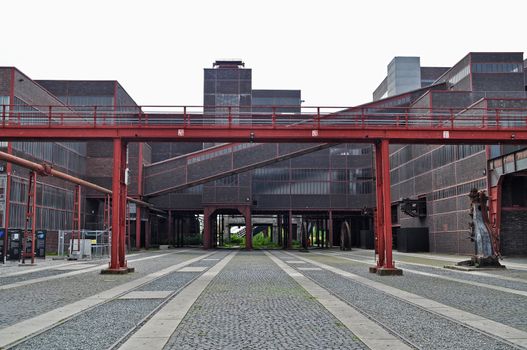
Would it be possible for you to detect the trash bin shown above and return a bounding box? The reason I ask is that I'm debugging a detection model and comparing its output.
[0,228,5,261]
[35,230,46,257]
[8,229,22,260]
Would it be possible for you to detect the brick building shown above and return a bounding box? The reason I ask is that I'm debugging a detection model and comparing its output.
[1,53,527,257]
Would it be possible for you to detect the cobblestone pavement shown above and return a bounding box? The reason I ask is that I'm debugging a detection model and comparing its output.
[165,251,367,350]
[274,251,522,350]
[0,268,75,285]
[323,251,527,292]
[3,248,526,350]
[11,251,230,350]
[0,249,203,328]
[343,249,527,280]
[305,251,527,332]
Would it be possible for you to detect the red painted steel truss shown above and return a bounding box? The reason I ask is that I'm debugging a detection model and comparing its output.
[3,105,527,273]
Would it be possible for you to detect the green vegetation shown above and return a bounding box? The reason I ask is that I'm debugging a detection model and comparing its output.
[222,234,245,248]
[252,232,280,249]
[185,235,203,245]
[229,235,244,245]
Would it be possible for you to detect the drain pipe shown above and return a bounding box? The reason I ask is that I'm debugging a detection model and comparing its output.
[0,150,162,213]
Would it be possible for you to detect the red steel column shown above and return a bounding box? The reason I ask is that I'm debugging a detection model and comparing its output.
[145,210,151,249]
[2,143,12,263]
[109,138,127,271]
[374,142,385,268]
[203,207,213,249]
[168,210,173,245]
[119,141,128,267]
[135,143,143,250]
[243,207,252,250]
[287,210,293,249]
[380,139,394,269]
[135,206,141,249]
[328,210,333,248]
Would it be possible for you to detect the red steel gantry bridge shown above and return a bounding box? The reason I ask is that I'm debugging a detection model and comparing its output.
[1,104,527,274]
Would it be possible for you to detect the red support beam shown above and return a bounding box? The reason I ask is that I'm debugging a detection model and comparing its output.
[145,210,151,249]
[203,207,214,249]
[2,143,12,264]
[135,206,141,250]
[72,185,82,254]
[21,171,37,265]
[136,142,144,249]
[287,210,293,249]
[168,210,173,246]
[328,210,333,248]
[242,206,252,250]
[4,126,527,144]
[374,142,385,268]
[371,140,402,276]
[104,138,130,273]
[380,139,394,269]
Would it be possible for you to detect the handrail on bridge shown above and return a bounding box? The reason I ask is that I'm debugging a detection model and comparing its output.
[1,104,527,130]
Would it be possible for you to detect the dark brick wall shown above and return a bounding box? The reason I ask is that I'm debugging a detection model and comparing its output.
[150,142,203,163]
[500,210,527,255]
[471,52,523,63]
[45,231,58,254]
[0,68,12,96]
[472,74,525,92]
[37,80,115,96]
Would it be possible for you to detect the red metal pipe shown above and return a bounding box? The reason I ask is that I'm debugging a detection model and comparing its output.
[0,150,154,209]
[380,139,394,269]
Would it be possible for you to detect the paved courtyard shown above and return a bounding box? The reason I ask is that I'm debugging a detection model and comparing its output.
[0,248,526,349]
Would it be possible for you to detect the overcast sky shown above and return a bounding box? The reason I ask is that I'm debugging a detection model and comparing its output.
[2,0,526,106]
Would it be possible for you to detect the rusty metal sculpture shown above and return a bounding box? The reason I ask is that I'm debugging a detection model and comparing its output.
[340,221,352,251]
[462,188,502,268]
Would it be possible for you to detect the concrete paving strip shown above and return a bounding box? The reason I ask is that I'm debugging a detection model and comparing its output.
[53,264,98,271]
[265,251,411,350]
[178,266,207,272]
[0,253,142,277]
[367,250,527,271]
[0,250,190,291]
[1,261,89,277]
[119,291,173,299]
[118,251,237,350]
[0,251,214,349]
[285,251,527,348]
[319,252,527,296]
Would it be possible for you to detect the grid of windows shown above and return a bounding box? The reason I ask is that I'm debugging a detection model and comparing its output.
[8,177,74,230]
[12,142,86,175]
[448,65,470,86]
[472,63,523,74]
[215,174,238,186]
[391,145,485,185]
[432,178,487,201]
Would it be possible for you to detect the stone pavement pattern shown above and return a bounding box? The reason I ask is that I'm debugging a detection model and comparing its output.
[164,251,367,350]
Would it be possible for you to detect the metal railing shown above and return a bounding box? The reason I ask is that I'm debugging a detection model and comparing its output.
[2,105,527,130]
[57,229,110,259]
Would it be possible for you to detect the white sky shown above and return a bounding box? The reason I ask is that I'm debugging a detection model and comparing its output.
[2,0,526,106]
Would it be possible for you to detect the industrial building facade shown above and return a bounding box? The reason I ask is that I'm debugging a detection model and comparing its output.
[1,52,527,258]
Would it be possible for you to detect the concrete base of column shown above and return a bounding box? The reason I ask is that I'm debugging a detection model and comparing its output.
[101,266,135,274]
[369,266,403,276]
